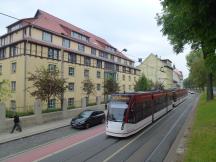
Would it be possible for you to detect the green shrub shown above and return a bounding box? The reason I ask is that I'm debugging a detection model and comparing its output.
[6,110,34,118]
[67,105,76,109]
[42,108,62,113]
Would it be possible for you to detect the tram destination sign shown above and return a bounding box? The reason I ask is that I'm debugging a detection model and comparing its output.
[112,95,130,102]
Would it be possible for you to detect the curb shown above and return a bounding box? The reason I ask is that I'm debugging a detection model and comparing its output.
[0,121,70,145]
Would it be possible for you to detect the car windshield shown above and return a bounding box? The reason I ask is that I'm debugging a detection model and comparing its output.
[107,102,128,122]
[79,111,93,118]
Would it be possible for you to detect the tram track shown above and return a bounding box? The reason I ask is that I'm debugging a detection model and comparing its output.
[101,95,196,162]
[39,95,198,162]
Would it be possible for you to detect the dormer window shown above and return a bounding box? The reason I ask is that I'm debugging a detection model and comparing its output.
[8,24,22,33]
[71,31,89,42]
[105,46,116,53]
[99,51,108,59]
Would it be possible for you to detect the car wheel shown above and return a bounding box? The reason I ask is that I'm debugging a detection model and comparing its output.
[86,123,90,129]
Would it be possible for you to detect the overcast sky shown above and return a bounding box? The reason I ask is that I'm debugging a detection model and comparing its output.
[0,0,190,78]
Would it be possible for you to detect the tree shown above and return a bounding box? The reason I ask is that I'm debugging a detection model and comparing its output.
[82,79,95,103]
[153,81,165,90]
[157,0,216,100]
[183,77,194,89]
[0,80,11,102]
[186,50,207,90]
[134,74,152,91]
[103,79,120,102]
[27,67,67,109]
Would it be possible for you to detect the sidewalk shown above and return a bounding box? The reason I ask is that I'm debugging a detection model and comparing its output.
[0,118,71,144]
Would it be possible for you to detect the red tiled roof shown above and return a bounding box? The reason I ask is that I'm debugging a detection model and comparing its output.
[13,9,132,61]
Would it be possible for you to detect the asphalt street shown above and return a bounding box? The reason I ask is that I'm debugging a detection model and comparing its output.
[38,94,199,162]
[0,124,79,159]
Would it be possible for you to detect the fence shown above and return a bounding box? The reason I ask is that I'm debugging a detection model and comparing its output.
[5,105,34,118]
[0,96,105,132]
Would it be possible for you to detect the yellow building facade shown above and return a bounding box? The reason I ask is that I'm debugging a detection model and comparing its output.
[137,53,173,89]
[0,10,140,112]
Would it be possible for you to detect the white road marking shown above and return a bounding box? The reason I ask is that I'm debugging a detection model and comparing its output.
[103,96,193,162]
[145,96,199,162]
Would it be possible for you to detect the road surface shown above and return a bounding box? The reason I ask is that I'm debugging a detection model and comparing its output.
[2,94,199,162]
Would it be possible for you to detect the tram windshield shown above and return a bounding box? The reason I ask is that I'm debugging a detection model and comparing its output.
[107,102,128,122]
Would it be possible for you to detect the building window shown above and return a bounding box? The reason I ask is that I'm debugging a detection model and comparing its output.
[9,24,22,32]
[11,62,16,73]
[71,32,89,42]
[84,57,91,66]
[10,46,17,57]
[0,65,2,75]
[122,66,126,73]
[110,55,114,61]
[116,65,119,71]
[134,77,136,81]
[68,67,75,76]
[99,51,108,59]
[129,85,131,91]
[48,64,57,72]
[10,100,16,110]
[123,75,125,81]
[124,60,127,65]
[106,46,116,53]
[129,75,131,81]
[48,99,56,109]
[11,81,16,91]
[118,57,121,63]
[42,32,52,43]
[78,43,85,52]
[0,49,5,59]
[97,71,101,78]
[134,70,137,75]
[68,98,74,107]
[68,82,74,91]
[48,48,59,60]
[91,48,96,55]
[97,84,101,91]
[96,60,102,68]
[62,38,70,48]
[68,53,76,63]
[104,62,115,70]
[129,68,131,74]
[84,69,89,78]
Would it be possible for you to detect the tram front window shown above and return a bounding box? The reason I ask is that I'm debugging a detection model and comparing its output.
[108,102,127,122]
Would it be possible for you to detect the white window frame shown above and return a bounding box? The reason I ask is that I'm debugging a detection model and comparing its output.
[68,98,74,106]
[42,32,52,43]
[68,67,75,76]
[68,82,74,91]
[11,62,16,73]
[11,81,16,91]
[62,38,70,48]
[78,43,85,52]
[48,99,56,109]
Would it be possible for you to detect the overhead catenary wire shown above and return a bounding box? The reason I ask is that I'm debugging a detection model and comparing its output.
[0,11,142,62]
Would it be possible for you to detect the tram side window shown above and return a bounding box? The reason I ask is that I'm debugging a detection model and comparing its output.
[134,103,143,123]
[167,94,172,105]
[128,110,135,123]
[143,100,152,118]
[154,98,160,113]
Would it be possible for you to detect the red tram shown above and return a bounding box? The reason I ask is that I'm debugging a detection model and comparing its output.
[106,89,188,137]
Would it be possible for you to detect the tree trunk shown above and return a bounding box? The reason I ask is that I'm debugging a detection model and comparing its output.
[206,73,214,100]
[202,45,214,100]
